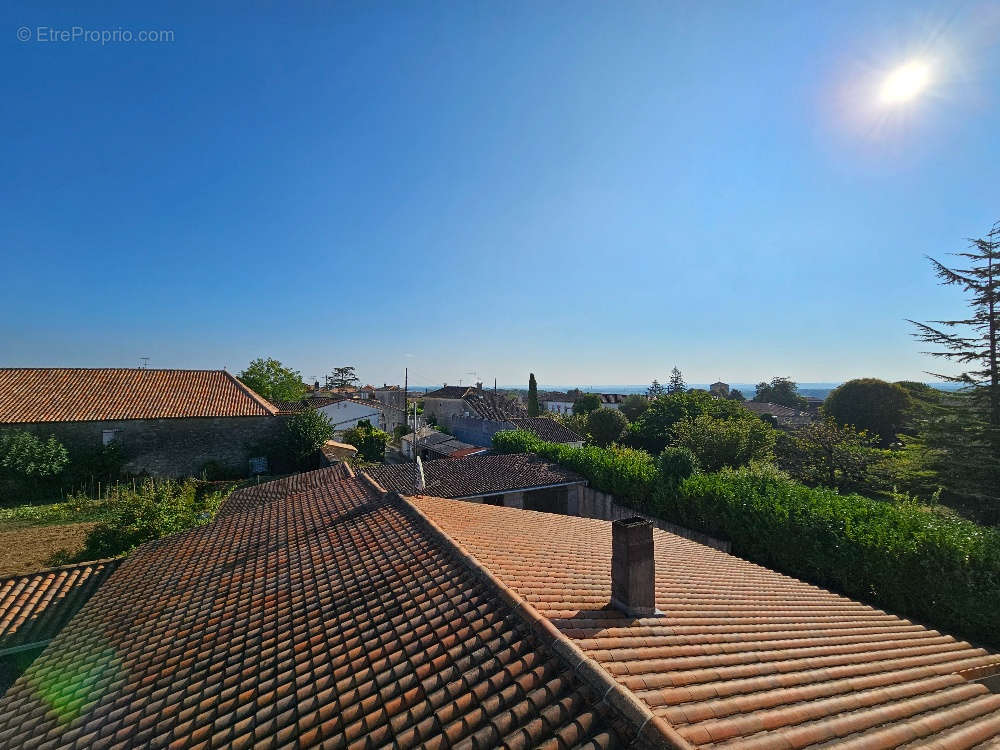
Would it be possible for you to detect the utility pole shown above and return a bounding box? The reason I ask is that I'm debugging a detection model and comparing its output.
[403,367,408,424]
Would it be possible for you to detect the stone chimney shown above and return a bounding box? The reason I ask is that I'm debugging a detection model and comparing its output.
[611,517,658,617]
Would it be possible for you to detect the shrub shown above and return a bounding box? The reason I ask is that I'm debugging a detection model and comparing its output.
[672,414,775,471]
[78,479,224,559]
[0,430,68,479]
[658,446,698,489]
[493,430,657,507]
[587,408,628,447]
[343,420,390,462]
[658,464,1000,646]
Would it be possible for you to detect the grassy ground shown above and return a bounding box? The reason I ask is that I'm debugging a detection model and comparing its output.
[0,522,97,576]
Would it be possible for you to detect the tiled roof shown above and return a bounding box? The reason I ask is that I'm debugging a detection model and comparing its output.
[0,368,277,423]
[270,395,347,414]
[509,417,585,443]
[0,473,651,749]
[421,385,475,400]
[216,463,354,518]
[365,452,584,498]
[464,392,529,420]
[743,402,814,426]
[0,560,120,653]
[412,497,1000,750]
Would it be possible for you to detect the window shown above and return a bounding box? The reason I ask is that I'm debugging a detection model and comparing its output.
[102,429,121,446]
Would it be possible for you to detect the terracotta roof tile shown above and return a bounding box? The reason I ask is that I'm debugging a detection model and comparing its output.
[365,452,584,498]
[412,496,1000,749]
[0,559,119,652]
[0,368,277,423]
[0,473,649,749]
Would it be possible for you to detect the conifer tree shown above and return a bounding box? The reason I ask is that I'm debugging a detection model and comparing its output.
[667,367,686,394]
[909,222,1000,514]
[527,373,539,417]
[647,379,665,397]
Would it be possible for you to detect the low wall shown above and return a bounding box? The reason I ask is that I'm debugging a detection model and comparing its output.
[569,486,731,553]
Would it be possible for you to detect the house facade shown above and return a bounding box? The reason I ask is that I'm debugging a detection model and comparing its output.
[0,368,282,477]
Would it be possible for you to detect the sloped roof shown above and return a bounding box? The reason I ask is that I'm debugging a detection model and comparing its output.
[0,368,277,423]
[0,472,650,749]
[270,395,347,414]
[0,560,120,653]
[365,452,584,498]
[412,497,1000,749]
[509,416,585,443]
[743,401,814,426]
[463,392,529,420]
[216,463,354,518]
[421,385,474,400]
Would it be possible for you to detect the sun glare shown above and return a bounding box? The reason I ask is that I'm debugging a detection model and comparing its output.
[879,60,932,105]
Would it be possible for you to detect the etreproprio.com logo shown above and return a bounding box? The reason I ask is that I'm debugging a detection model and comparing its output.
[17,26,175,45]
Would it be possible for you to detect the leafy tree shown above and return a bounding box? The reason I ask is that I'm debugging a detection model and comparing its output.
[343,419,390,462]
[672,414,775,472]
[667,367,686,394]
[908,225,1000,515]
[238,358,306,402]
[620,394,650,421]
[326,366,359,389]
[0,430,69,479]
[630,390,751,455]
[729,389,746,402]
[572,393,602,415]
[775,419,882,493]
[527,373,539,416]
[283,408,334,465]
[587,408,628,447]
[823,378,911,446]
[753,377,807,408]
[551,411,591,440]
[646,379,665,397]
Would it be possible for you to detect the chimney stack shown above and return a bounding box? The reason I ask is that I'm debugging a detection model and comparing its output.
[611,517,658,617]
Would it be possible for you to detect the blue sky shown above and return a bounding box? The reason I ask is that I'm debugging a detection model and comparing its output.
[2,1,998,388]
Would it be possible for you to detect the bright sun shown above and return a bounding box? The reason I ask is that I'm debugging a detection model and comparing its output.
[879,60,932,105]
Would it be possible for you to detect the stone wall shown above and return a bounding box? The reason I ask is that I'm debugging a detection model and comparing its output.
[421,398,470,430]
[569,486,731,553]
[450,415,509,448]
[19,416,285,478]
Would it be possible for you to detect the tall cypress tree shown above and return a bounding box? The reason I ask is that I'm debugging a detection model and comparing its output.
[527,373,539,416]
[909,222,1000,514]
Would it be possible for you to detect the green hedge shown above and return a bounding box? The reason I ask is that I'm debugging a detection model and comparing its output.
[492,430,657,507]
[494,430,1000,647]
[661,466,1000,646]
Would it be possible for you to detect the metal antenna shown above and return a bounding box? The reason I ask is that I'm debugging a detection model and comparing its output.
[139,357,150,369]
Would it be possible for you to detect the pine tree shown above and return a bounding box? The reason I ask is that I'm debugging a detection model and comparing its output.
[908,222,1000,516]
[527,373,539,417]
[667,367,686,394]
[646,379,665,397]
